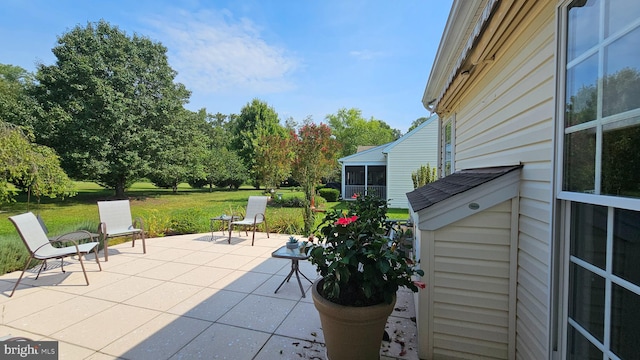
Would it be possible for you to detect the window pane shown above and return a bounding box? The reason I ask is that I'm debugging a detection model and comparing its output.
[602,121,640,197]
[444,122,452,176]
[569,263,605,342]
[367,166,386,186]
[567,325,602,360]
[566,54,599,127]
[564,129,596,192]
[571,202,607,269]
[606,0,640,38]
[603,27,640,117]
[613,208,640,284]
[345,166,365,185]
[610,283,640,359]
[568,0,600,62]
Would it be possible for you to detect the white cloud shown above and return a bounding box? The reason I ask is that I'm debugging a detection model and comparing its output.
[349,49,386,61]
[145,9,299,94]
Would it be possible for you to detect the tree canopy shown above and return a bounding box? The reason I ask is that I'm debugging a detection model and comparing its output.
[0,64,39,128]
[326,108,399,158]
[291,122,340,234]
[230,99,286,188]
[0,122,75,206]
[407,116,430,133]
[30,20,191,197]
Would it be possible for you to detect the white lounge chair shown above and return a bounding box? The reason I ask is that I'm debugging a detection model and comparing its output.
[97,200,145,261]
[228,196,269,245]
[8,212,102,297]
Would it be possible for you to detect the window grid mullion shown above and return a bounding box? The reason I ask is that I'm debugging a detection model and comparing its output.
[603,207,614,359]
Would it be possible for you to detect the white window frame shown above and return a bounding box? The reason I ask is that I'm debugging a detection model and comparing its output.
[555,0,640,212]
[555,1,640,359]
[440,114,455,176]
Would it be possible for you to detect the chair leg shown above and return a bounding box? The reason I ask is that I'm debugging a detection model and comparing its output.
[265,220,269,238]
[77,253,89,286]
[35,261,47,280]
[251,226,256,246]
[10,257,33,297]
[103,234,109,262]
[93,248,102,271]
[140,231,146,254]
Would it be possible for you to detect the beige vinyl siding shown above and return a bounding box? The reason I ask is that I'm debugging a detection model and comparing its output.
[426,200,512,359]
[444,2,556,359]
[386,120,438,208]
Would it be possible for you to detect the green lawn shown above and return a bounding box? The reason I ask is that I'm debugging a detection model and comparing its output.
[0,181,408,274]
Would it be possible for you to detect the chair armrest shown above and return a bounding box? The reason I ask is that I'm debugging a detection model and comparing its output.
[38,234,83,254]
[52,230,98,243]
[98,222,107,237]
[254,213,266,222]
[133,217,145,232]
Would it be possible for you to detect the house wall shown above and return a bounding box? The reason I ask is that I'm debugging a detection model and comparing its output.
[446,3,556,359]
[418,200,513,359]
[340,147,387,163]
[386,120,438,208]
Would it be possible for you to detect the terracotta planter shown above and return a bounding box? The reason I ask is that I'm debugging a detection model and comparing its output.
[311,278,395,360]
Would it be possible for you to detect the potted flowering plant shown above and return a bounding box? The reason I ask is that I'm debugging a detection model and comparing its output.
[308,195,424,359]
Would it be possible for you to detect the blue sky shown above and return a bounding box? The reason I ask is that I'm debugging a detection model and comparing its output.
[0,0,452,134]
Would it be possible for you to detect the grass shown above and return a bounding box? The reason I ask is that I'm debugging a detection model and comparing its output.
[0,181,408,274]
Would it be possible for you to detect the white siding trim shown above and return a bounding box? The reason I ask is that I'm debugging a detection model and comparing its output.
[509,197,519,359]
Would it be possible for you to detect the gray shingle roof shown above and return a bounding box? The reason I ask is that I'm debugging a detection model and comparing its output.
[407,165,523,212]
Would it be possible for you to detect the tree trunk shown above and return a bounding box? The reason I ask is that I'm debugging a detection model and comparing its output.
[303,184,316,235]
[115,182,126,199]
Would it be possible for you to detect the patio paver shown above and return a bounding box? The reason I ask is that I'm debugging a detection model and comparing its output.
[0,231,419,360]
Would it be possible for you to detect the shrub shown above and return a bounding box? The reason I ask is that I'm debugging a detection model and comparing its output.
[271,196,305,208]
[144,209,172,237]
[412,163,437,189]
[0,237,31,275]
[318,188,340,202]
[167,209,207,235]
[269,214,304,234]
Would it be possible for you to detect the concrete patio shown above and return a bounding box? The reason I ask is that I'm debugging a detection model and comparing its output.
[0,231,419,359]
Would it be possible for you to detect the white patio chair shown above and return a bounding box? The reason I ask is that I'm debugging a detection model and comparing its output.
[8,212,102,297]
[228,196,269,245]
[97,200,145,261]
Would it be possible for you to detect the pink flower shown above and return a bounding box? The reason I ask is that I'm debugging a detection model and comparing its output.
[351,193,359,199]
[413,281,426,289]
[335,215,358,226]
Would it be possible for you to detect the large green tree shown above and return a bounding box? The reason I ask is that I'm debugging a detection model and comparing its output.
[230,99,285,188]
[148,109,209,192]
[326,108,399,158]
[30,20,191,197]
[0,64,39,127]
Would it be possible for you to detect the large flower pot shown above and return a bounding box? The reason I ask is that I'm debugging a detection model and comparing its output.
[312,278,396,360]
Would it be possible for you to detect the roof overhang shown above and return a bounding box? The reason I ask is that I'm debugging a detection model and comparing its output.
[408,165,522,231]
[422,0,530,115]
[422,0,489,110]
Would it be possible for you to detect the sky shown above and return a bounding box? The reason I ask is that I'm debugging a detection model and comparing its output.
[0,0,452,134]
